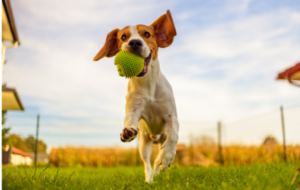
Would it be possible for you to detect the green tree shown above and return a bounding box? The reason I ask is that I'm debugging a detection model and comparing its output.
[8,134,47,153]
[2,111,47,153]
[2,111,11,149]
[24,135,47,153]
[9,134,30,152]
[2,127,11,149]
[2,111,7,125]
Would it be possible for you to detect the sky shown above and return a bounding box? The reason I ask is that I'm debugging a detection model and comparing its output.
[2,0,300,147]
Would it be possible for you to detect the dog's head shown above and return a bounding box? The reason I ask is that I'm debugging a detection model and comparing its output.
[93,10,177,77]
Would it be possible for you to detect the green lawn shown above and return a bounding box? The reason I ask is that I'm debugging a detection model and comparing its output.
[2,163,300,190]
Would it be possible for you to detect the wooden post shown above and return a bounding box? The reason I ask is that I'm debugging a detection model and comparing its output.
[136,138,139,166]
[280,106,287,163]
[34,114,40,166]
[189,134,194,166]
[218,121,224,165]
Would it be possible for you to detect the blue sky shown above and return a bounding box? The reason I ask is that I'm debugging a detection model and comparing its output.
[3,0,300,147]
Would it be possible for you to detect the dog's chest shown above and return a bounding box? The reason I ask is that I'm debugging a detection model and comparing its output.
[139,89,173,135]
[139,99,165,134]
[143,98,163,121]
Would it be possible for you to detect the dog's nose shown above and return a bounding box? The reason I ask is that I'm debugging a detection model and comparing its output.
[129,40,142,50]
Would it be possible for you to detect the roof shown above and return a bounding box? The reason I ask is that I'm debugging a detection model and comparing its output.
[277,62,300,87]
[29,153,49,159]
[12,147,31,157]
[2,0,20,44]
[2,85,25,111]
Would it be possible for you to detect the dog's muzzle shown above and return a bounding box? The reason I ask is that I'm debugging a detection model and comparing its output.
[137,53,152,77]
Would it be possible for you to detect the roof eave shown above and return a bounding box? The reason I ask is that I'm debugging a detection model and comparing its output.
[2,0,20,45]
[2,85,25,110]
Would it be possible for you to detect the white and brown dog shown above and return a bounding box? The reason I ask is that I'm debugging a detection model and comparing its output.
[93,10,179,182]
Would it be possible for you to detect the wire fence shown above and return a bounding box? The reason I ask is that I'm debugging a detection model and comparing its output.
[3,104,300,167]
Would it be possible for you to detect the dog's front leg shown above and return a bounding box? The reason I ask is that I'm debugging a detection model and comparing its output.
[120,98,142,142]
[120,112,140,142]
[154,115,179,172]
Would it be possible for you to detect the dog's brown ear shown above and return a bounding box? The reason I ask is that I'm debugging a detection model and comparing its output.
[93,28,120,61]
[150,10,177,48]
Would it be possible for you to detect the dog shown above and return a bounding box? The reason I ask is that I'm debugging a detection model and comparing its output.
[93,10,179,182]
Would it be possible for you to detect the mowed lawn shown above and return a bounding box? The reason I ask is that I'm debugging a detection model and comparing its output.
[2,163,300,190]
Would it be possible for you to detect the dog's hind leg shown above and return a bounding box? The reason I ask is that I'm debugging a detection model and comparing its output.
[153,133,167,175]
[138,130,154,182]
[156,116,179,172]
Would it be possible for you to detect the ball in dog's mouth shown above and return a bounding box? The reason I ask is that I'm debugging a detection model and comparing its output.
[137,53,152,77]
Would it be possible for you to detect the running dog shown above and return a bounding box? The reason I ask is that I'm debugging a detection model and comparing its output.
[93,10,179,182]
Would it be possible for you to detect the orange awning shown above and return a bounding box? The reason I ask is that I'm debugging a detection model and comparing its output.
[277,62,300,87]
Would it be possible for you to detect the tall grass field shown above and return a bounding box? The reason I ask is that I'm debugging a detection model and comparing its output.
[49,144,300,167]
[3,163,300,190]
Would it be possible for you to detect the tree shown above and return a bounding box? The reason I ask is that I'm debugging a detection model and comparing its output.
[9,134,30,152]
[2,111,11,149]
[2,111,7,125]
[8,134,47,153]
[2,127,11,149]
[262,135,278,146]
[24,135,47,153]
[2,111,47,153]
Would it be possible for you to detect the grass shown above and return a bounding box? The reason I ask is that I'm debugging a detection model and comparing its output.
[2,163,300,190]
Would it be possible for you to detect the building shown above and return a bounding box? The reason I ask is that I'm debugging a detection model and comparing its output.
[29,153,49,164]
[2,0,24,112]
[277,62,300,87]
[11,146,32,165]
[2,145,32,165]
[2,0,20,68]
[2,84,24,111]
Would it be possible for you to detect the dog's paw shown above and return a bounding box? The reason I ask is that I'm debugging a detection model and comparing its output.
[120,127,138,142]
[157,143,176,171]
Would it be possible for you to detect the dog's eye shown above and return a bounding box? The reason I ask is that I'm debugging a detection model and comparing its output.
[144,32,150,38]
[121,34,127,41]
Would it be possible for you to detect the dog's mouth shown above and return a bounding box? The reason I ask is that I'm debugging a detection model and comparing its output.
[137,53,152,77]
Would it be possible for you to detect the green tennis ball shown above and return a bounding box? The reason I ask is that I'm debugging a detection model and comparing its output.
[114,50,144,78]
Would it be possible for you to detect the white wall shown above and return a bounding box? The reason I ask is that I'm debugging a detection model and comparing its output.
[11,154,32,165]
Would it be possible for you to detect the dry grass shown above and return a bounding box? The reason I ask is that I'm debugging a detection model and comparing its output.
[48,144,300,167]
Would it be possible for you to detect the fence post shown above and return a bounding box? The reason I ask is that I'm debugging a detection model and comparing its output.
[218,121,224,165]
[190,134,194,166]
[34,114,40,166]
[280,106,287,163]
[136,138,139,166]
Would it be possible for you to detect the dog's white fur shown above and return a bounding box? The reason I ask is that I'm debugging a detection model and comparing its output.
[94,10,179,182]
[124,26,151,59]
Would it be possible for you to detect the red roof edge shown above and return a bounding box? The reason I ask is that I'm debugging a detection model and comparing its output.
[11,147,31,157]
[277,62,300,86]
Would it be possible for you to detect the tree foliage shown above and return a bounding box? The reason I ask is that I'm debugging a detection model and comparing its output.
[2,111,11,149]
[2,111,47,153]
[2,127,11,149]
[8,134,47,153]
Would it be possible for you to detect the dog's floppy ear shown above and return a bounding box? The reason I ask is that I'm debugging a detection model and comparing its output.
[93,28,120,61]
[151,10,177,48]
